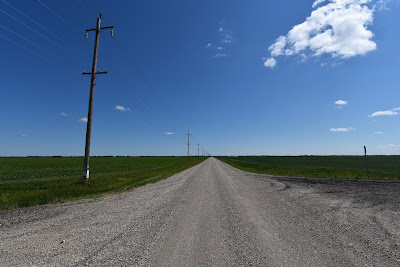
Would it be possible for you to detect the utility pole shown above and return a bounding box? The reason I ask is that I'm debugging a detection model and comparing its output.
[197,144,200,157]
[186,131,192,162]
[82,14,113,183]
[364,146,369,178]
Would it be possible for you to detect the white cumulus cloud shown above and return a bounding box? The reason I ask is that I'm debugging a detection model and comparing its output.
[164,132,174,135]
[329,127,355,132]
[264,58,277,68]
[265,0,378,68]
[59,112,68,117]
[335,100,347,105]
[79,118,88,123]
[313,0,327,8]
[269,36,287,57]
[205,43,212,48]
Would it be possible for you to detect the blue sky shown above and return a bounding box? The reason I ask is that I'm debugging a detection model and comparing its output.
[1,0,399,156]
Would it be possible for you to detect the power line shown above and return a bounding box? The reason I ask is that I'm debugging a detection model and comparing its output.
[110,36,183,132]
[1,0,67,45]
[0,33,46,59]
[84,0,102,16]
[0,33,64,69]
[75,2,209,155]
[111,35,186,130]
[1,1,102,70]
[0,7,63,48]
[75,0,94,17]
[0,23,62,60]
[36,0,85,39]
[74,1,187,135]
[0,24,40,48]
[1,0,96,67]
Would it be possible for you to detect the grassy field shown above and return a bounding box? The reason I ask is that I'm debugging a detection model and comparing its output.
[0,156,206,210]
[218,156,400,180]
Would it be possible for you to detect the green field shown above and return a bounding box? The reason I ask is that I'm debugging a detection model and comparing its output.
[218,156,400,180]
[0,156,206,210]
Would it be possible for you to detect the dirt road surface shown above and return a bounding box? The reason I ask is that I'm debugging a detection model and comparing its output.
[1,158,399,266]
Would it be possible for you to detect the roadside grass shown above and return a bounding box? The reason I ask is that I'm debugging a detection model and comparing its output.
[0,156,206,210]
[217,156,400,180]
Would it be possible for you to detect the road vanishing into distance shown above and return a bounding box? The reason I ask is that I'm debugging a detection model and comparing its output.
[1,158,400,266]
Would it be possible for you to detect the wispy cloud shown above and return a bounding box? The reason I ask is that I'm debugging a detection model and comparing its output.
[79,118,88,123]
[164,132,174,135]
[377,144,400,150]
[369,107,399,117]
[59,112,68,117]
[17,133,28,137]
[376,0,390,11]
[212,53,229,58]
[222,33,232,44]
[115,105,132,112]
[264,0,378,68]
[329,127,355,132]
[375,131,384,134]
[207,21,233,59]
[335,100,347,105]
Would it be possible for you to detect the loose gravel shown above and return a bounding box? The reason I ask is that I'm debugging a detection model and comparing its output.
[1,158,399,266]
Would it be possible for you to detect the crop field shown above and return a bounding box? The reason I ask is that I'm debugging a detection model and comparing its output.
[0,156,206,210]
[218,156,400,180]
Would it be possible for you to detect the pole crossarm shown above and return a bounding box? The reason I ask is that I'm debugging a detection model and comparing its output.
[82,70,108,75]
[86,26,113,32]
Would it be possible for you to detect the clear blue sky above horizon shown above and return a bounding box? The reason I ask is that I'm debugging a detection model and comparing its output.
[1,0,399,156]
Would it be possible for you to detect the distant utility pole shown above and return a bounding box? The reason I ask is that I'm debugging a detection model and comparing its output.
[364,146,369,178]
[186,131,192,162]
[197,144,200,157]
[82,14,113,183]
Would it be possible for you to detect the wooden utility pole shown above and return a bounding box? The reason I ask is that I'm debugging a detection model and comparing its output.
[186,131,192,162]
[82,14,113,182]
[364,146,369,178]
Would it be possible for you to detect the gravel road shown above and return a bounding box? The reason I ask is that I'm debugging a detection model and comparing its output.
[1,157,400,266]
